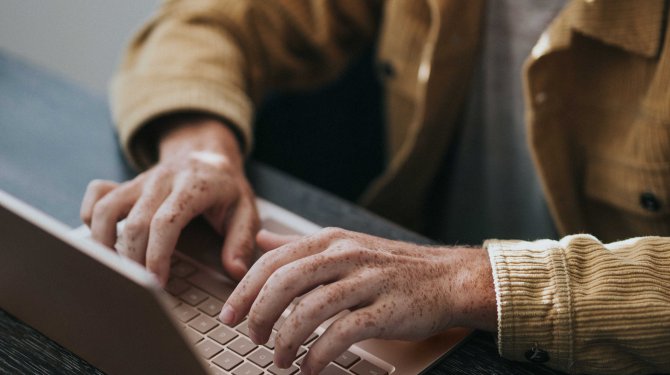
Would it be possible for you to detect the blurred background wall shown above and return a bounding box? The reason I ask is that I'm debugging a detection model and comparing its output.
[0,0,159,94]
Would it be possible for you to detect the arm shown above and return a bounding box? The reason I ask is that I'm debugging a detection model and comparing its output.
[83,0,383,282]
[221,228,497,374]
[81,114,258,284]
[112,0,383,169]
[487,235,670,374]
[221,229,670,374]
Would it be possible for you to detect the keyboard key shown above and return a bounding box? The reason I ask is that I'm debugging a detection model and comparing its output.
[296,346,307,359]
[304,332,318,345]
[229,336,257,356]
[180,287,209,306]
[187,271,236,301]
[167,295,181,308]
[232,362,263,375]
[350,360,388,375]
[268,364,299,375]
[213,351,244,371]
[173,304,199,322]
[236,320,251,336]
[208,325,239,345]
[188,315,218,334]
[248,346,273,368]
[209,365,227,375]
[171,261,196,278]
[334,351,360,368]
[195,339,223,359]
[183,327,203,345]
[321,364,350,375]
[165,278,190,296]
[198,297,224,317]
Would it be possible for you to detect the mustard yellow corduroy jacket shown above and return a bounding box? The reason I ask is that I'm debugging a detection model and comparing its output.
[111,0,670,373]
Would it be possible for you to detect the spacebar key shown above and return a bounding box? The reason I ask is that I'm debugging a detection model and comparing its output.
[187,271,236,301]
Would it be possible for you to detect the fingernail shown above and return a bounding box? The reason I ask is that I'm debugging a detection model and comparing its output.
[219,304,235,324]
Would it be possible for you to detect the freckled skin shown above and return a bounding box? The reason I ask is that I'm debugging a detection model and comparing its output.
[223,228,497,374]
[81,115,259,284]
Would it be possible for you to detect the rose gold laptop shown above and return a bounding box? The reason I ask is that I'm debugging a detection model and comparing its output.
[0,189,470,375]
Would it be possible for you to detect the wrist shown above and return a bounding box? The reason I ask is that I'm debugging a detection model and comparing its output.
[447,247,497,332]
[157,113,243,166]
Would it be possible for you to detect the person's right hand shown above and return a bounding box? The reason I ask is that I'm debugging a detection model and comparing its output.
[80,115,259,285]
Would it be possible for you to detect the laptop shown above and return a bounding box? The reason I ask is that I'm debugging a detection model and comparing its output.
[0,189,471,375]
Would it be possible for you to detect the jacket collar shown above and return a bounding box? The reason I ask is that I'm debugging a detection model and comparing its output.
[532,0,666,60]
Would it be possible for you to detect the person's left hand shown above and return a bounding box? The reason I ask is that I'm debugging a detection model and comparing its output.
[219,228,496,374]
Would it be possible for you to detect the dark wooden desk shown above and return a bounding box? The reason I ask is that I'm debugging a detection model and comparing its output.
[0,51,559,375]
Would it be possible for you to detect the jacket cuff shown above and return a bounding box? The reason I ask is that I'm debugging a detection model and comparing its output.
[110,74,253,170]
[485,239,574,370]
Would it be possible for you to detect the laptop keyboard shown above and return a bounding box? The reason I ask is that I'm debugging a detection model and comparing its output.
[166,254,390,375]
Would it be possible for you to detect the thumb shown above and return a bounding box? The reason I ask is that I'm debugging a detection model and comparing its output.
[256,229,301,252]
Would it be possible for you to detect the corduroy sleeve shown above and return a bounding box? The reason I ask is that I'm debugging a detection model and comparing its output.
[486,235,670,374]
[111,0,382,170]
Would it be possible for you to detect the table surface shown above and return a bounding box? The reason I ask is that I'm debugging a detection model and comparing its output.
[0,50,561,375]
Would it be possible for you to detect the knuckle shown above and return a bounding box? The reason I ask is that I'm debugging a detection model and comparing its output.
[324,240,363,261]
[123,216,150,238]
[256,251,279,270]
[86,179,109,192]
[296,298,320,321]
[92,198,115,220]
[151,164,173,178]
[319,227,345,240]
[151,210,177,229]
[247,309,267,331]
[266,267,291,291]
[332,319,357,342]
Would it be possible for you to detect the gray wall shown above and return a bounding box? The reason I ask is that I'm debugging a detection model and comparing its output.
[0,0,159,94]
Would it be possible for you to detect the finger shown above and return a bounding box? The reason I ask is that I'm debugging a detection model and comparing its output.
[117,176,171,263]
[301,306,390,374]
[245,245,359,344]
[145,186,211,285]
[80,180,118,226]
[273,276,371,367]
[220,229,340,326]
[256,229,301,252]
[220,198,260,281]
[90,181,141,248]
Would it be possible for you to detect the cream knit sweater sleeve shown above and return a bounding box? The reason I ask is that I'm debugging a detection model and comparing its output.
[111,0,382,169]
[486,235,670,374]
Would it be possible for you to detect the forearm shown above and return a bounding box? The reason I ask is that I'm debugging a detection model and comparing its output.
[112,0,381,170]
[487,235,670,374]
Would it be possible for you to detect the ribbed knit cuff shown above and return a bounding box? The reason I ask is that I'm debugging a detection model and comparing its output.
[110,74,253,170]
[485,239,574,370]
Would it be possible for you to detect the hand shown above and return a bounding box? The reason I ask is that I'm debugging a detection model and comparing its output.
[220,228,496,374]
[80,115,259,284]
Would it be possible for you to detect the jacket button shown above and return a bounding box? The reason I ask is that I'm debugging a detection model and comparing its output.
[640,192,661,212]
[525,345,549,363]
[377,60,396,78]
